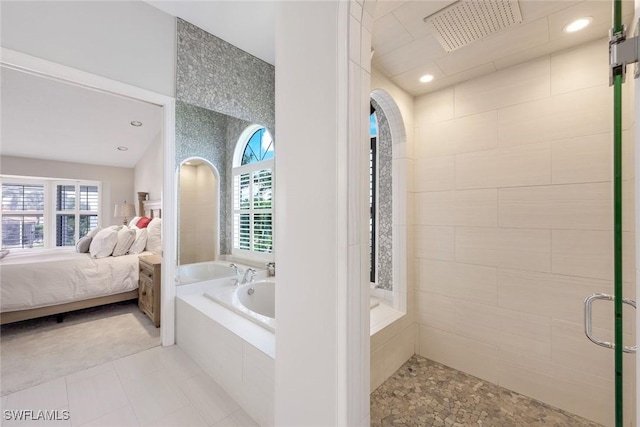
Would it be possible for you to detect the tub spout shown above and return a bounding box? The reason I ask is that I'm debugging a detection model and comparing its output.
[242,268,256,284]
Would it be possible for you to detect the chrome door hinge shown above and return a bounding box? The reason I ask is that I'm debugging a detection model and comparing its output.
[610,20,640,85]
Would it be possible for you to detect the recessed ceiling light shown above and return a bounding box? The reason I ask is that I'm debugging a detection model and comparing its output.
[117,146,128,151]
[130,121,143,127]
[419,74,434,83]
[564,17,592,33]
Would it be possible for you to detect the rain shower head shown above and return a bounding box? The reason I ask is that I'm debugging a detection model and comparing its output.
[424,0,523,52]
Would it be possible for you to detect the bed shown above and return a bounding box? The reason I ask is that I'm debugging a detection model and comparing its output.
[0,195,161,325]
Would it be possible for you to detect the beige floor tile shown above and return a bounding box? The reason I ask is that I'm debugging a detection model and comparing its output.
[66,371,128,426]
[212,409,259,427]
[123,372,190,426]
[178,374,239,426]
[141,404,207,427]
[78,406,139,427]
[5,378,68,415]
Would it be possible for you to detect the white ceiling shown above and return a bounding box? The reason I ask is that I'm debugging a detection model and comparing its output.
[145,0,275,65]
[144,0,633,97]
[372,0,635,96]
[1,68,162,168]
[1,1,632,169]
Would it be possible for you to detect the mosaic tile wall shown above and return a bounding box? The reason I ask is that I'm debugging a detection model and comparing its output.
[175,18,275,259]
[176,18,275,130]
[372,99,393,291]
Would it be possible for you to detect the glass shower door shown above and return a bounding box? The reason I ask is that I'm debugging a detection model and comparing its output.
[584,2,637,426]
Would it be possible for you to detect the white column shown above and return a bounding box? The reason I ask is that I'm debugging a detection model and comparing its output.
[635,1,640,426]
[274,1,369,426]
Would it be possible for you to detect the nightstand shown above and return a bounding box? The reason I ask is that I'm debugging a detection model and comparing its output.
[138,254,161,327]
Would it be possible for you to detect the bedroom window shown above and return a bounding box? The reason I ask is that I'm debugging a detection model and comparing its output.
[55,183,100,246]
[1,183,45,249]
[232,126,274,259]
[1,178,101,250]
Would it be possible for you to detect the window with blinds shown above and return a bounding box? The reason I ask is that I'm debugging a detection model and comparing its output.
[1,183,45,249]
[233,167,273,254]
[232,127,274,259]
[55,183,100,246]
[0,178,101,250]
[370,106,378,284]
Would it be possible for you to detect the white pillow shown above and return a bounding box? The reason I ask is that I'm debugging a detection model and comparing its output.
[75,236,93,253]
[128,228,148,254]
[145,217,162,254]
[112,227,136,257]
[86,226,102,239]
[128,217,141,229]
[89,227,119,259]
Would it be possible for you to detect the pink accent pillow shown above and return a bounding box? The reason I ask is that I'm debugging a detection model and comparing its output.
[136,217,152,228]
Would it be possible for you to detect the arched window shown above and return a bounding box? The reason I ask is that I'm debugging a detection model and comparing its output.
[232,126,274,259]
[241,128,274,165]
[370,105,378,284]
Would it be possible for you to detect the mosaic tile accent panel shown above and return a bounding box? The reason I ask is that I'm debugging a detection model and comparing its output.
[372,99,393,291]
[176,18,276,260]
[371,355,602,427]
[176,18,275,131]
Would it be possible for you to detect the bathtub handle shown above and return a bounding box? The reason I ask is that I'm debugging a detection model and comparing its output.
[229,263,241,276]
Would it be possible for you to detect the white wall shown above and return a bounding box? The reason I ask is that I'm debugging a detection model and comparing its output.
[413,38,635,426]
[627,0,640,426]
[134,132,163,202]
[1,156,134,227]
[0,1,176,97]
[274,1,371,425]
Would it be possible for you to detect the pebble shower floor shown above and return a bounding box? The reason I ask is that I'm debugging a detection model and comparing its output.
[370,355,601,427]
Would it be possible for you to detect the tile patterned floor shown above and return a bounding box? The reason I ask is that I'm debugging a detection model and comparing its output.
[371,355,602,427]
[0,346,258,427]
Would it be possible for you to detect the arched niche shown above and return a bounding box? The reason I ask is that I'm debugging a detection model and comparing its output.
[177,157,221,266]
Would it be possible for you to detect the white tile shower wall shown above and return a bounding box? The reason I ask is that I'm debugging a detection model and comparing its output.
[413,38,636,427]
[370,318,416,393]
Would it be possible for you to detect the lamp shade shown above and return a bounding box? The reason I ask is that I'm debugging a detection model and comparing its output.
[114,201,136,224]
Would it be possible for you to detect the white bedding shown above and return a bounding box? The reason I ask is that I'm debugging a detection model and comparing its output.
[0,248,150,312]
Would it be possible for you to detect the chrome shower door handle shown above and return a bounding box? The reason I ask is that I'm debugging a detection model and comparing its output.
[584,294,614,349]
[584,293,636,354]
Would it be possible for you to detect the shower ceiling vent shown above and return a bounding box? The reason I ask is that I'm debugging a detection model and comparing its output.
[424,0,523,52]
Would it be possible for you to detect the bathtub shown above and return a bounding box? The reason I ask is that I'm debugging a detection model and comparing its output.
[205,280,276,332]
[178,261,239,284]
[176,276,274,427]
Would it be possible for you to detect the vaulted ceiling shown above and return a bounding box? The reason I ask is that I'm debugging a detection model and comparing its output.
[1,68,162,168]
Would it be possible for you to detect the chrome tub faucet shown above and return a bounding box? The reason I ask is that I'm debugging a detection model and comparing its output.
[242,268,256,284]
